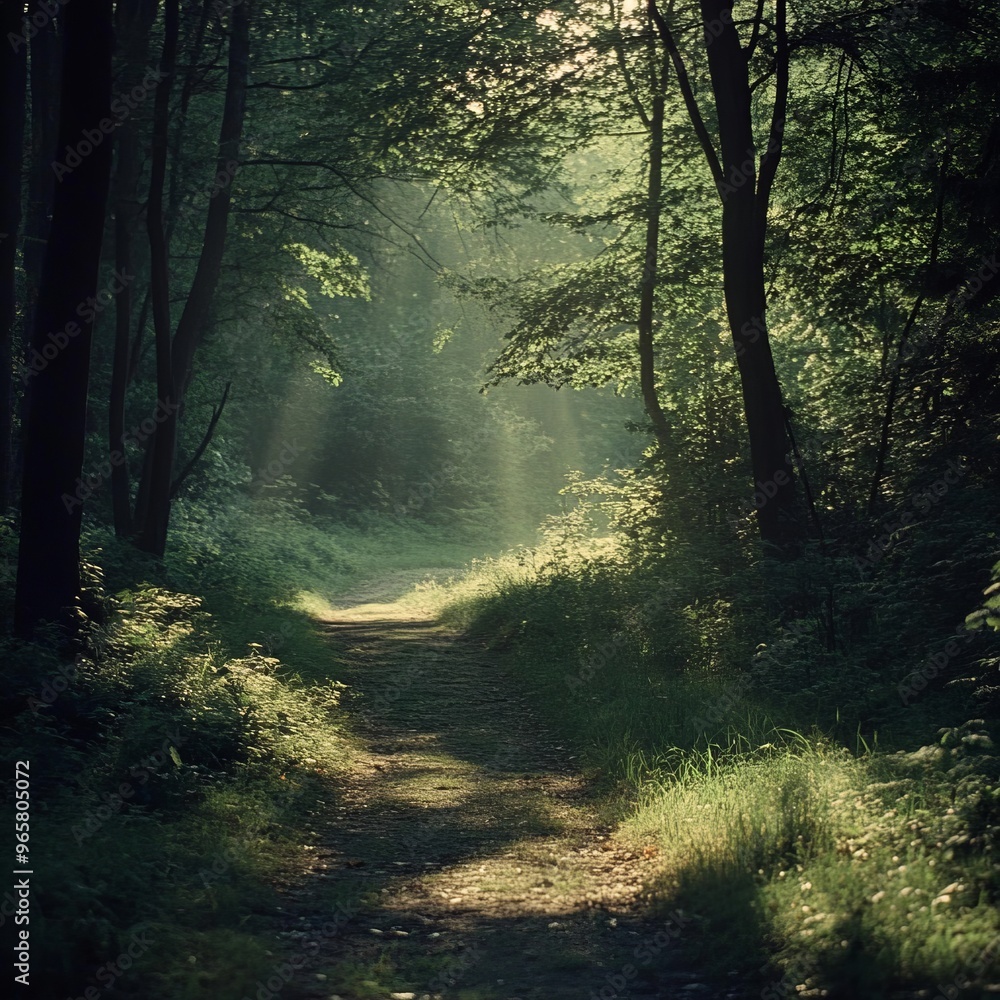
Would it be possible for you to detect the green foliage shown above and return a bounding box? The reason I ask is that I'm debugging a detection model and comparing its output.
[0,516,384,997]
[284,242,370,303]
[436,482,1000,993]
[7,0,1000,995]
[968,564,1000,634]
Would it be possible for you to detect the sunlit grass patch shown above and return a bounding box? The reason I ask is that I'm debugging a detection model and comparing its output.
[293,589,338,618]
[624,735,857,875]
[608,731,1000,994]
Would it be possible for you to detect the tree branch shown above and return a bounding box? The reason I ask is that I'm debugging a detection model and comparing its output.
[170,381,231,499]
[648,0,725,192]
[242,158,447,271]
[754,0,788,246]
[745,0,767,60]
[610,0,651,130]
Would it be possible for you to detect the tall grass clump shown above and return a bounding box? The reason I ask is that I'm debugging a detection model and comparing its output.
[5,567,348,998]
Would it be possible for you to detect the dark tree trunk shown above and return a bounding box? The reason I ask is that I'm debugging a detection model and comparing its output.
[15,1,114,638]
[136,0,250,555]
[165,0,213,243]
[21,11,60,336]
[109,0,158,537]
[0,4,27,510]
[110,125,138,537]
[16,12,60,501]
[698,0,800,549]
[135,0,180,555]
[651,0,800,548]
[170,0,250,397]
[638,84,672,449]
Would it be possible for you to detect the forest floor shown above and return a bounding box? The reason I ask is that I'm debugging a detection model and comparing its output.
[258,572,758,1000]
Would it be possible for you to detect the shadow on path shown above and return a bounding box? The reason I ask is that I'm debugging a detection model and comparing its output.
[264,596,758,1000]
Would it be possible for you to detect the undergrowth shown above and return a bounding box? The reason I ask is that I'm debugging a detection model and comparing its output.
[434,506,1000,997]
[0,500,479,1000]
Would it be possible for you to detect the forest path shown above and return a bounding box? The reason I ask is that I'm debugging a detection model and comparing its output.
[282,577,748,1000]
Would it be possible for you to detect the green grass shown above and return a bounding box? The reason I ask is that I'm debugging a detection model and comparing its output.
[5,495,999,998]
[435,532,1000,997]
[1,504,490,1000]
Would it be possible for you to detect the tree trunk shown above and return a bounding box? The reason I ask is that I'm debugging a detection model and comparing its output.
[15,1,114,638]
[170,0,250,397]
[637,83,672,450]
[21,12,59,340]
[136,0,250,555]
[0,4,27,510]
[109,0,158,537]
[135,0,180,556]
[15,12,60,502]
[698,0,801,549]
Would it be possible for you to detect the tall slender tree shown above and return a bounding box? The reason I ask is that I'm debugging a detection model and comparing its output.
[21,9,60,392]
[0,3,27,509]
[650,0,800,549]
[133,0,250,555]
[109,0,157,537]
[15,0,114,637]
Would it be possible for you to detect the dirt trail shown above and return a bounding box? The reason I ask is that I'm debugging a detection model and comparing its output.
[276,575,750,1000]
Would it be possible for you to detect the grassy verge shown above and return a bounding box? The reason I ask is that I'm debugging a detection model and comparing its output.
[0,502,482,1000]
[432,522,1000,998]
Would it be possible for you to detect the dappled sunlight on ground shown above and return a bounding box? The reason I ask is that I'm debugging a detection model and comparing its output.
[250,584,754,1000]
